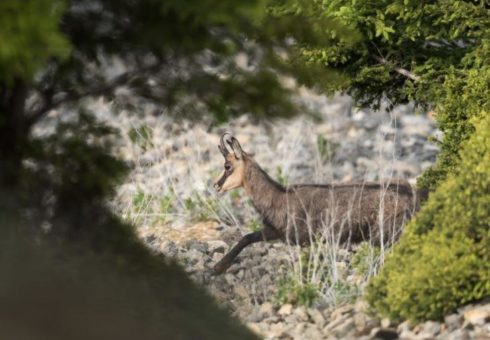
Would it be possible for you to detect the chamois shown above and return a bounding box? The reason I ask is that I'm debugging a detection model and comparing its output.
[212,133,424,274]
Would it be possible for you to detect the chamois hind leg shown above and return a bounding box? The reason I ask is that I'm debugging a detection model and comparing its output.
[212,227,280,275]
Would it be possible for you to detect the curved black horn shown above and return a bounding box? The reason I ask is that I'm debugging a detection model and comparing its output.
[227,136,244,159]
[219,133,232,156]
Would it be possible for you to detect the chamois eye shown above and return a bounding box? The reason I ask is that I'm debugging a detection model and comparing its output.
[225,164,232,171]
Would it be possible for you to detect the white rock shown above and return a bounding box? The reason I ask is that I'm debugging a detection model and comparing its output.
[307,308,326,327]
[246,322,263,336]
[381,317,393,328]
[259,302,274,318]
[293,306,309,322]
[332,318,355,337]
[354,300,369,313]
[418,320,440,337]
[207,240,229,254]
[278,304,294,316]
[444,313,463,331]
[463,304,490,326]
[268,322,287,338]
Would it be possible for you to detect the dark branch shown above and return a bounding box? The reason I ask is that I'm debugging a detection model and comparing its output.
[374,56,421,82]
[26,62,164,128]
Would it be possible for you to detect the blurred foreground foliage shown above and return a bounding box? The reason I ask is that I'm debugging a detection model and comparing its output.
[0,0,356,337]
[1,110,257,339]
[366,113,490,321]
[0,199,257,340]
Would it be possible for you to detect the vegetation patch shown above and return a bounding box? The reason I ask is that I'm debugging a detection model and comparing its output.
[366,114,490,322]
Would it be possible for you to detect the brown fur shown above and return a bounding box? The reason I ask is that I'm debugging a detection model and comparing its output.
[212,135,424,274]
[243,158,420,245]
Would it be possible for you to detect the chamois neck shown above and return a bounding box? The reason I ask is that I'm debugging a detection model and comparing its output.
[243,159,285,215]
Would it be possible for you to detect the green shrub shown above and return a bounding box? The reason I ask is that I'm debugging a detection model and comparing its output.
[158,193,175,222]
[418,67,490,190]
[316,134,338,162]
[331,281,360,305]
[351,242,381,277]
[132,188,154,213]
[275,277,319,307]
[128,124,153,151]
[248,218,262,232]
[366,113,490,322]
[183,192,219,222]
[275,166,289,187]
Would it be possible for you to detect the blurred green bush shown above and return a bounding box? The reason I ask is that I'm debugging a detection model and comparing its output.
[366,113,490,321]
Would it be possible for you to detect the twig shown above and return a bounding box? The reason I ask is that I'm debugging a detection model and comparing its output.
[374,56,420,81]
[26,62,163,128]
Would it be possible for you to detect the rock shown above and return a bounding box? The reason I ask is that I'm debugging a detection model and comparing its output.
[369,327,399,340]
[246,322,263,336]
[323,313,350,333]
[332,318,355,337]
[268,322,289,338]
[224,273,236,285]
[445,328,471,340]
[161,240,179,257]
[463,304,490,326]
[381,318,393,328]
[233,284,250,299]
[396,320,411,334]
[278,304,294,317]
[307,308,326,328]
[354,313,367,331]
[232,268,243,280]
[418,321,440,338]
[330,304,353,320]
[207,240,229,254]
[293,306,309,322]
[355,300,369,313]
[212,252,224,263]
[303,325,324,340]
[244,311,263,324]
[399,329,417,339]
[182,249,203,266]
[109,92,441,339]
[283,314,298,325]
[266,316,280,324]
[354,313,380,336]
[259,302,274,318]
[287,322,307,338]
[444,314,463,331]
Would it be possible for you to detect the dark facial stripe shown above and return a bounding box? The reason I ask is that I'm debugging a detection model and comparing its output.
[214,172,228,190]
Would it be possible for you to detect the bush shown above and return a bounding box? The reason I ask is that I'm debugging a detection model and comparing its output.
[351,242,381,278]
[0,199,257,340]
[275,277,319,307]
[418,67,490,190]
[366,113,490,322]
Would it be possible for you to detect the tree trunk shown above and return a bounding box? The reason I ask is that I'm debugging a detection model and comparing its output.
[0,79,28,187]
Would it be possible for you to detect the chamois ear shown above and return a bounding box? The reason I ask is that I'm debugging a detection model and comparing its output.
[229,137,244,159]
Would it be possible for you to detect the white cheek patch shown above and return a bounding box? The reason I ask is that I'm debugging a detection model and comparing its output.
[221,171,243,191]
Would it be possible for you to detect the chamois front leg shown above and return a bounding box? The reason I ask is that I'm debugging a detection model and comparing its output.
[212,227,280,275]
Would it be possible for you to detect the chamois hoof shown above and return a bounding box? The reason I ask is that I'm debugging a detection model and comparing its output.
[212,262,229,275]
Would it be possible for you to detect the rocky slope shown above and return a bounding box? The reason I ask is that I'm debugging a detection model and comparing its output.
[99,93,489,339]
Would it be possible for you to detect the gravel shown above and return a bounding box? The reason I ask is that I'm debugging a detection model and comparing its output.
[98,91,489,339]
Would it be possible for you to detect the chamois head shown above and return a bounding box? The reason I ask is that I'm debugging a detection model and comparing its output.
[213,133,247,193]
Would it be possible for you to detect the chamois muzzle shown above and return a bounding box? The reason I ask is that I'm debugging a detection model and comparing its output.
[213,175,226,192]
